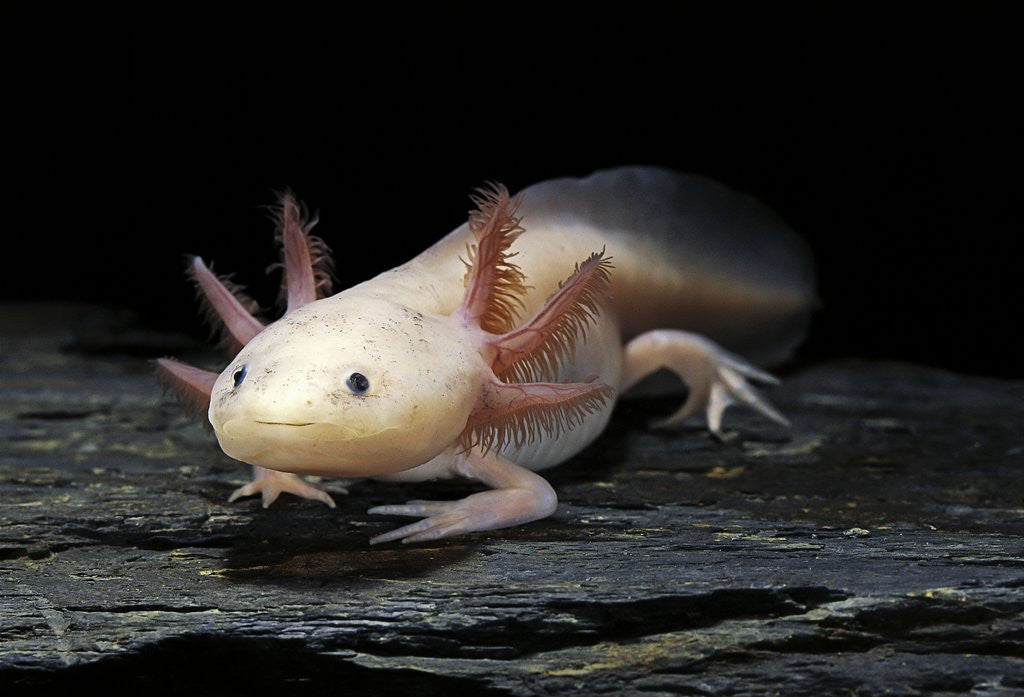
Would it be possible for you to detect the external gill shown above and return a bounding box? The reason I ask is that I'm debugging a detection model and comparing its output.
[187,256,264,354]
[461,373,615,453]
[157,193,335,415]
[458,183,528,334]
[269,193,335,313]
[489,250,612,384]
[154,256,246,416]
[457,184,616,452]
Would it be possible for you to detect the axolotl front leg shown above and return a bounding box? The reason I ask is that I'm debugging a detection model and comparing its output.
[368,446,557,544]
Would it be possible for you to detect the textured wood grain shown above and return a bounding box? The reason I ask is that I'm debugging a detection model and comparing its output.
[1,304,1021,695]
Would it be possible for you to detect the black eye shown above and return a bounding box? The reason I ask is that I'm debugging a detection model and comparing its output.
[347,372,370,394]
[233,364,248,388]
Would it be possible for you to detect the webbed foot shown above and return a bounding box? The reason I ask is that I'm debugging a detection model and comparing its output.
[622,329,789,437]
[228,465,341,508]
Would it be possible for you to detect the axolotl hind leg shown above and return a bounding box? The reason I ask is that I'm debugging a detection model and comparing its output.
[621,329,789,437]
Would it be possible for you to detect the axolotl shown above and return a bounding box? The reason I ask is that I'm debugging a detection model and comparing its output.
[158,166,815,544]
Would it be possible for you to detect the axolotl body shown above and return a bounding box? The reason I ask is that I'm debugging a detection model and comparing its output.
[158,167,815,544]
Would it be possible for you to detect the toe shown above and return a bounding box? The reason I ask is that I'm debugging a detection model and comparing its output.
[369,518,435,545]
[228,482,258,503]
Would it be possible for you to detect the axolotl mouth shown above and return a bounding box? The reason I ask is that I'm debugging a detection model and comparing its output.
[219,419,393,442]
[213,418,415,476]
[254,420,315,427]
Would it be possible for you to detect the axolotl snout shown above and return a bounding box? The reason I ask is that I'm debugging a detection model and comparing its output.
[158,167,814,544]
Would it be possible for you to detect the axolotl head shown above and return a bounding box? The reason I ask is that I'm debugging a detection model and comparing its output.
[208,294,485,477]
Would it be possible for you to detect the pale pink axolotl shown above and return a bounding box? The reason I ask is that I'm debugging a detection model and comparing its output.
[158,166,815,544]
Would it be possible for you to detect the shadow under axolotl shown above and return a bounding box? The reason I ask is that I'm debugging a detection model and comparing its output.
[201,484,479,586]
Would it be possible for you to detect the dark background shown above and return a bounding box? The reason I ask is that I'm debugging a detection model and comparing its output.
[12,20,1020,376]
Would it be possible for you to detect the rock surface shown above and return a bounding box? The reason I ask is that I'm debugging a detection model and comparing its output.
[1,304,1022,695]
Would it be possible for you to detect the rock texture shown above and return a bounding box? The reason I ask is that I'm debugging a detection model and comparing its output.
[1,304,1021,695]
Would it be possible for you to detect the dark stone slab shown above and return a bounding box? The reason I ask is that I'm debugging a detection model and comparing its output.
[1,304,1021,695]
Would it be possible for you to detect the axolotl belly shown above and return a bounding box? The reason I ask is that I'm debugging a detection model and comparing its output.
[158,166,815,544]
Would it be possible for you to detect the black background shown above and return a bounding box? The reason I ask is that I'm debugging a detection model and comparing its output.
[13,18,1019,377]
